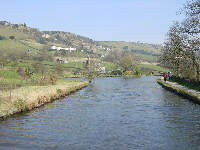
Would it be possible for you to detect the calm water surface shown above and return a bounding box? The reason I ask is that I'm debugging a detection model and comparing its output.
[0,76,200,150]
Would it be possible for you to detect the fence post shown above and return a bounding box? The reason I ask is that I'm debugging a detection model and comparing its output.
[0,87,1,102]
[10,84,12,101]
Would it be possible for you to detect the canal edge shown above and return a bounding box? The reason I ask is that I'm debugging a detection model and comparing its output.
[157,78,200,104]
[0,81,89,120]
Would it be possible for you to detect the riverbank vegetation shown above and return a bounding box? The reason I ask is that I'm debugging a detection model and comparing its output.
[161,0,200,83]
[0,80,88,119]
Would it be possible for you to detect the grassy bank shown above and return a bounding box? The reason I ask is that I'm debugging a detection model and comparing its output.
[0,80,88,119]
[157,78,200,103]
[169,77,200,91]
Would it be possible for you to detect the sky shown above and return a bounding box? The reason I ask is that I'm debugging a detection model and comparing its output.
[0,0,187,44]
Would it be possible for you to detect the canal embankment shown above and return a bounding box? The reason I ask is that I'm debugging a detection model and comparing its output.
[0,80,88,119]
[157,78,200,103]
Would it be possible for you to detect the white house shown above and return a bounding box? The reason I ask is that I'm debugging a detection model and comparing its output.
[51,46,57,50]
[50,46,76,52]
[57,47,62,50]
[63,47,76,52]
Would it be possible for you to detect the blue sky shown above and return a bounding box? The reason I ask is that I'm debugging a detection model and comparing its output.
[0,0,186,44]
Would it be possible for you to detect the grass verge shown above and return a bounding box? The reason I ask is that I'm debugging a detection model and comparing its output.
[157,78,200,103]
[0,80,88,119]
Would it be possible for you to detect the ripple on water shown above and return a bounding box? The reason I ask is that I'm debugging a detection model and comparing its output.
[0,77,200,150]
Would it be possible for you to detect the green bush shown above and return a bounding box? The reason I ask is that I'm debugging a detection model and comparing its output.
[136,70,142,76]
[9,36,15,40]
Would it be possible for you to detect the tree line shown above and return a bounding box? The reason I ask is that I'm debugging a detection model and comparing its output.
[161,0,200,82]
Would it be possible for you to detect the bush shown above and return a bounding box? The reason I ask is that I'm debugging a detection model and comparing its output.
[123,70,134,76]
[136,70,142,76]
[9,36,15,40]
[14,99,28,111]
[111,70,122,75]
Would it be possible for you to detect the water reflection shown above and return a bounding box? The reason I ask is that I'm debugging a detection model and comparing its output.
[0,76,200,150]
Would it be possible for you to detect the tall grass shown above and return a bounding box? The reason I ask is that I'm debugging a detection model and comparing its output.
[0,80,88,118]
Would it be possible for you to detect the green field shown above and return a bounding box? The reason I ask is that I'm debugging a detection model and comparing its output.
[139,64,169,72]
[99,41,161,62]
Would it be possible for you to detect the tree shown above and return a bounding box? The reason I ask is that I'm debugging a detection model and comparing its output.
[103,50,121,63]
[32,62,47,80]
[181,0,200,80]
[161,23,185,74]
[53,64,64,75]
[161,0,200,81]
[118,54,138,71]
[181,0,200,36]
[9,36,15,40]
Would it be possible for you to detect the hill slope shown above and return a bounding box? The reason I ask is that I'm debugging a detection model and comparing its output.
[98,41,162,62]
[0,21,161,63]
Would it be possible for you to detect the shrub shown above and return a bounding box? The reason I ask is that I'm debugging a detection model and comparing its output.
[136,70,142,76]
[9,36,15,40]
[14,99,28,111]
[123,70,134,76]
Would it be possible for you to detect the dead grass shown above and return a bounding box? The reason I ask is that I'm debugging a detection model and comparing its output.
[0,80,88,119]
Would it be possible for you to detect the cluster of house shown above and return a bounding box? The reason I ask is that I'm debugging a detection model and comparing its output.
[56,58,68,63]
[97,45,111,51]
[51,46,76,52]
[102,47,111,51]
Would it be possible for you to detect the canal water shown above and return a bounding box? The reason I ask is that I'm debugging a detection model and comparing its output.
[0,76,200,150]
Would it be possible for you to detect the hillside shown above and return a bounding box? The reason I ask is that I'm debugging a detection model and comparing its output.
[0,21,161,64]
[0,21,97,53]
[98,41,162,62]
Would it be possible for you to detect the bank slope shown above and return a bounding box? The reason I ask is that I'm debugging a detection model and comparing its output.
[157,78,200,103]
[0,80,88,119]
